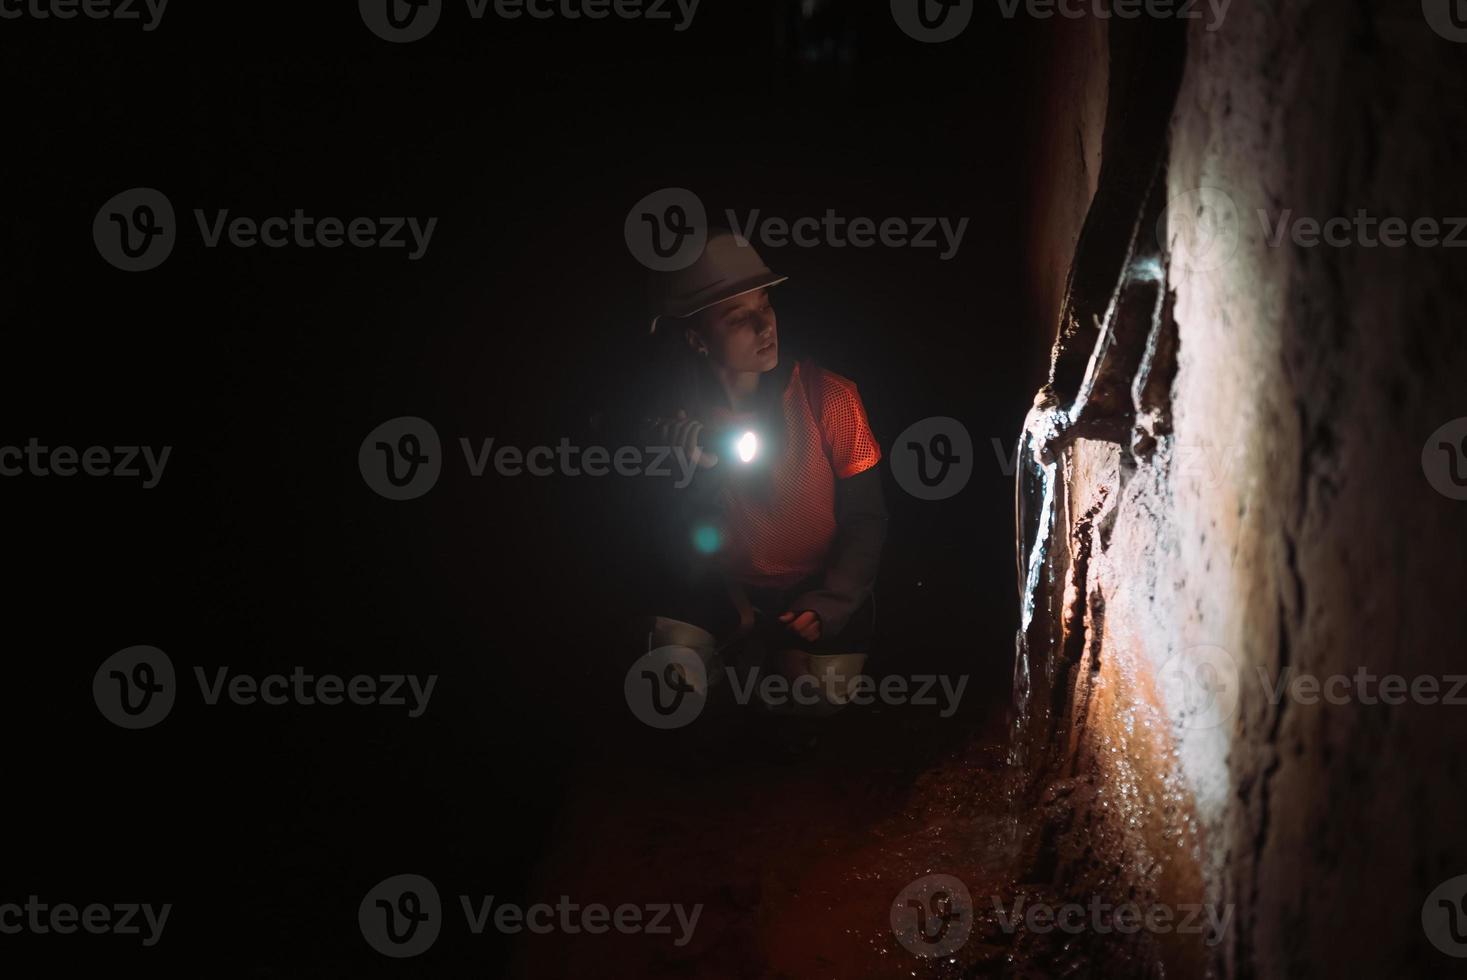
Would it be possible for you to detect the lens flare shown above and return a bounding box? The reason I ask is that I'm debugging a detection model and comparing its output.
[692,524,721,554]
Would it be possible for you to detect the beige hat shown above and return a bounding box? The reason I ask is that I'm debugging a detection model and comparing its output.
[649,229,788,334]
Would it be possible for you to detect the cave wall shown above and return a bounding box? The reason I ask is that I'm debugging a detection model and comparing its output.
[1029,3,1467,978]
[1162,3,1467,975]
[1025,15,1109,357]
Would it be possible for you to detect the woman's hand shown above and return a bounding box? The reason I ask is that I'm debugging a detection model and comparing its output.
[779,610,822,643]
[649,410,719,469]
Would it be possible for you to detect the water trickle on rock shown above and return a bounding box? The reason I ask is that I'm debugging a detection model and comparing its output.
[1007,387,1071,818]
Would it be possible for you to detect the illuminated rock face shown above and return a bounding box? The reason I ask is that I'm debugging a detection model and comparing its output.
[1024,6,1467,978]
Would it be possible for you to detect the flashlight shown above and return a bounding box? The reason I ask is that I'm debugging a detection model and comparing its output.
[735,430,759,463]
[695,426,762,465]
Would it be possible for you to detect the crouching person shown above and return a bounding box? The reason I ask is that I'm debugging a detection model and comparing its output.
[637,230,887,720]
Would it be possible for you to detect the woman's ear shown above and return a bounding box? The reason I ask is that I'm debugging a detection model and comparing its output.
[684,324,709,358]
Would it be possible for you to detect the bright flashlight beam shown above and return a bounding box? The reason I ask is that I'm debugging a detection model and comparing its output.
[736,431,759,464]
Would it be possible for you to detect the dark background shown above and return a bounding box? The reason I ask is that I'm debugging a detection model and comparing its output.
[4,1,1054,972]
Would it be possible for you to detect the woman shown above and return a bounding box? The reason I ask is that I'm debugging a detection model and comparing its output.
[643,229,887,712]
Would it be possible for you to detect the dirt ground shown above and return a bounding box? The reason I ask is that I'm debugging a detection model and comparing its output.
[512,676,1204,979]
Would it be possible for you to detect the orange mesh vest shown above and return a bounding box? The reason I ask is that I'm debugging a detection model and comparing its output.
[716,361,881,589]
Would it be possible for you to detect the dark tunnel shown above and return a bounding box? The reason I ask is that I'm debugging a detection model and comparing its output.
[3,1,1466,977]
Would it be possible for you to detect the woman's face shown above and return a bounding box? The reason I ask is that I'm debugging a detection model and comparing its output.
[687,289,779,373]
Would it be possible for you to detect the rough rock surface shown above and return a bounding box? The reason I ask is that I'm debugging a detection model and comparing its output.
[1029,4,1467,977]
